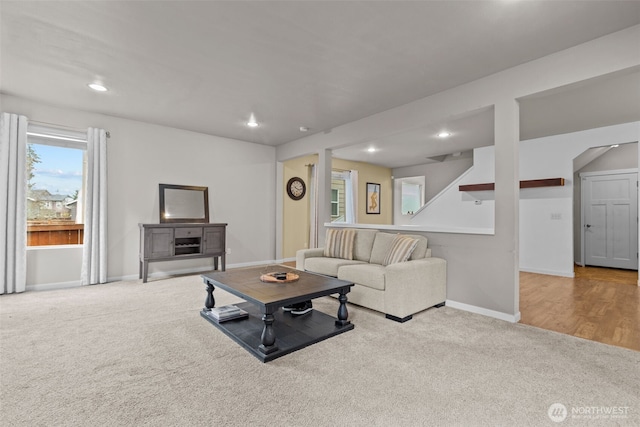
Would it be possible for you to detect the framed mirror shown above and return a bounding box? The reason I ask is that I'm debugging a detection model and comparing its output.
[159,184,209,223]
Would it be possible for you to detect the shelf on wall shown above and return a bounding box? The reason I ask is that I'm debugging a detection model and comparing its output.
[459,178,565,192]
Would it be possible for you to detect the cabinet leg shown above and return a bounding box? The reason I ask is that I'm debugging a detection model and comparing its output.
[214,257,218,271]
[142,261,149,283]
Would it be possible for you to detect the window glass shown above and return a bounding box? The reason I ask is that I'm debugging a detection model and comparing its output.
[330,179,345,222]
[331,189,339,217]
[401,182,422,215]
[27,142,85,246]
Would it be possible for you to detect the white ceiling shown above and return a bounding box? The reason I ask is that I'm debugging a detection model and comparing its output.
[334,68,640,169]
[1,1,639,168]
[333,107,495,169]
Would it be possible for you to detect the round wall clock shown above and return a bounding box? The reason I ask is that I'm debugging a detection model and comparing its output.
[286,177,306,200]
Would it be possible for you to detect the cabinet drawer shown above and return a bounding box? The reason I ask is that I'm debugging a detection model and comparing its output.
[174,227,202,238]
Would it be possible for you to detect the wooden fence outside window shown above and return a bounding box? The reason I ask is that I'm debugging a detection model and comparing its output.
[27,222,84,246]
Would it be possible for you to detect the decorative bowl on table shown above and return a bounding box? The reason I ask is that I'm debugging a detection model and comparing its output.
[259,271,300,283]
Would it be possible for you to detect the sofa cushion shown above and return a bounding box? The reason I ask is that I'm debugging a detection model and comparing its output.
[353,229,378,262]
[369,232,397,265]
[323,228,356,260]
[403,234,428,260]
[383,235,418,266]
[304,257,364,277]
[337,264,386,291]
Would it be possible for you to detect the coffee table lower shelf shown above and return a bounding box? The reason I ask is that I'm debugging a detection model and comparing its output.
[200,301,354,362]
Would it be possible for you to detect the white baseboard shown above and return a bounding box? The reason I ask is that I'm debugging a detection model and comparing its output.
[445,300,521,323]
[26,280,82,292]
[109,259,290,283]
[228,260,283,269]
[519,267,574,278]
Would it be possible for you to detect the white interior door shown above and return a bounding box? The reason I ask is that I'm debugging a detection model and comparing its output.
[582,171,638,270]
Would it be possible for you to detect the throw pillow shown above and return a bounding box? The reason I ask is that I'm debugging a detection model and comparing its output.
[383,234,418,266]
[405,234,428,260]
[323,228,356,260]
[369,232,397,265]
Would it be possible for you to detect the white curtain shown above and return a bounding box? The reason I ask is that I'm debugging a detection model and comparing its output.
[81,128,108,285]
[308,164,319,248]
[0,113,28,294]
[345,169,358,224]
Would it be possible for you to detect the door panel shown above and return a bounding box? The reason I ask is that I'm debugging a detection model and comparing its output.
[148,228,173,259]
[612,203,631,260]
[583,172,638,270]
[589,203,607,259]
[203,227,225,254]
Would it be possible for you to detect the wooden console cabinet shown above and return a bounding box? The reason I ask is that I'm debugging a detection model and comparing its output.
[139,223,227,283]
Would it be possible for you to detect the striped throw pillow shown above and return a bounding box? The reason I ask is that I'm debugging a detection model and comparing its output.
[323,228,356,260]
[383,234,418,266]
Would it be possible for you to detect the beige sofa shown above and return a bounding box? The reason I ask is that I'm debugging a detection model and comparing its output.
[296,228,446,322]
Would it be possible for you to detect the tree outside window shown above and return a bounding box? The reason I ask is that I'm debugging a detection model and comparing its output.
[26,142,85,245]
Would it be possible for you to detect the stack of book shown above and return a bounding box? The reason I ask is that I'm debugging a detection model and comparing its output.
[205,305,248,323]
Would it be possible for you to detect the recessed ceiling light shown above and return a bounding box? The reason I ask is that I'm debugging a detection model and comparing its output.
[437,131,451,138]
[367,147,377,153]
[299,126,309,132]
[610,144,619,148]
[246,114,259,128]
[88,83,108,92]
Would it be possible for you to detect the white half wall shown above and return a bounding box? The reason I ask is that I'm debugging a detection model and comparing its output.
[26,246,82,290]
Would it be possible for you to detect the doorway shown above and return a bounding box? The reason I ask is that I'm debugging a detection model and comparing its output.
[581,170,639,270]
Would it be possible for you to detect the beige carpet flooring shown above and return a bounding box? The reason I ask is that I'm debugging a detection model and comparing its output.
[1,274,639,426]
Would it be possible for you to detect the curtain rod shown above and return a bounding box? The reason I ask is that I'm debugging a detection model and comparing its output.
[29,120,111,138]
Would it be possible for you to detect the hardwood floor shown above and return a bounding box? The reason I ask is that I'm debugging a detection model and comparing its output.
[520,266,639,352]
[287,259,638,350]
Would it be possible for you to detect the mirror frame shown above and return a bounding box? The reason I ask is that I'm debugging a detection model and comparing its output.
[159,183,209,223]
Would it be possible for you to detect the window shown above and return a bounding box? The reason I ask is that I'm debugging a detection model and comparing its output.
[400,177,425,215]
[330,169,357,223]
[330,173,346,222]
[26,126,87,246]
[331,189,339,217]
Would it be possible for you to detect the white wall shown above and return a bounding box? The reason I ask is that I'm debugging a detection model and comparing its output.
[408,146,495,233]
[520,123,639,277]
[579,142,638,174]
[573,142,638,265]
[26,246,82,290]
[276,26,640,320]
[394,123,638,278]
[3,95,277,286]
[392,157,473,226]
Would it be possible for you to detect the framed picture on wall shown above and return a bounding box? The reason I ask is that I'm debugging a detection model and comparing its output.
[366,182,381,214]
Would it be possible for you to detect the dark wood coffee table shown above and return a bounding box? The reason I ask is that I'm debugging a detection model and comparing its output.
[200,265,354,362]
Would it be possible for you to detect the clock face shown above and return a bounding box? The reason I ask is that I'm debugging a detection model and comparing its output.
[286,177,306,200]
